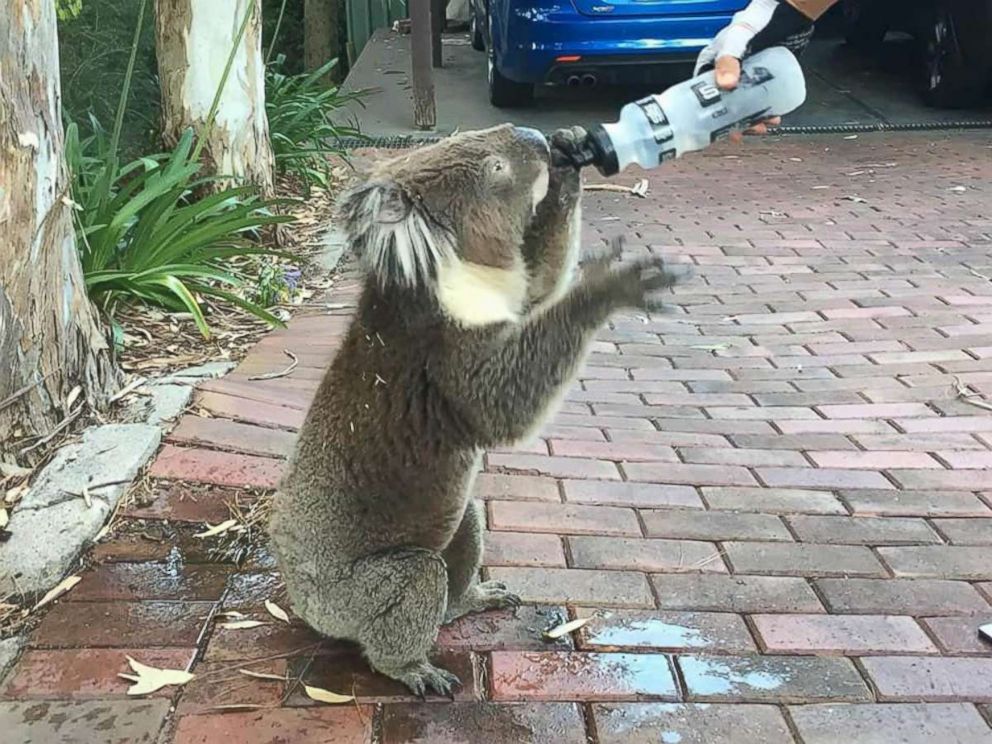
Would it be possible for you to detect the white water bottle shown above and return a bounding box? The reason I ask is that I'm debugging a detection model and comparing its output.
[578,46,807,176]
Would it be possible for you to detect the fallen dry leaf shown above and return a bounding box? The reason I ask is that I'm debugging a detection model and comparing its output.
[218,620,268,630]
[304,684,355,705]
[119,656,195,695]
[542,617,591,640]
[81,485,92,508]
[33,575,81,611]
[194,519,238,539]
[265,600,290,624]
[0,463,31,479]
[215,610,247,620]
[65,385,82,411]
[239,669,287,682]
[0,508,8,529]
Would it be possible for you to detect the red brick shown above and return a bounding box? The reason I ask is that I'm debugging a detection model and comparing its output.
[652,574,823,613]
[751,614,936,655]
[222,572,281,608]
[730,433,857,451]
[878,546,992,580]
[931,518,992,545]
[569,536,726,573]
[757,467,893,490]
[553,413,654,431]
[168,416,296,458]
[841,489,990,517]
[641,509,791,542]
[815,577,990,616]
[592,702,792,743]
[1,647,195,699]
[65,563,229,602]
[437,606,575,652]
[937,451,992,469]
[789,703,992,744]
[852,433,988,451]
[489,501,640,536]
[869,350,971,364]
[483,439,549,456]
[823,306,910,319]
[32,601,212,648]
[549,439,677,462]
[679,655,870,702]
[889,469,992,491]
[490,651,677,702]
[201,618,325,662]
[487,453,620,480]
[195,391,304,430]
[484,531,565,567]
[542,425,606,441]
[776,419,897,435]
[148,445,283,489]
[817,403,934,419]
[862,657,992,702]
[809,451,942,469]
[173,708,372,744]
[786,516,939,545]
[562,480,702,509]
[899,416,992,433]
[723,542,886,577]
[702,487,845,515]
[199,377,315,410]
[679,447,808,468]
[176,659,288,715]
[624,463,757,487]
[0,700,170,744]
[485,567,654,608]
[607,429,729,448]
[124,481,246,524]
[474,473,561,502]
[381,702,588,744]
[921,615,992,654]
[575,609,756,653]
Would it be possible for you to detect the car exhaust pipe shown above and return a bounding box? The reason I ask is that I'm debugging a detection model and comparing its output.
[581,73,598,87]
[566,75,582,87]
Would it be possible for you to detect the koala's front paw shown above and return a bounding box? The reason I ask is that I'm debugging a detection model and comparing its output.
[550,126,594,170]
[392,661,462,700]
[582,234,626,281]
[610,256,691,313]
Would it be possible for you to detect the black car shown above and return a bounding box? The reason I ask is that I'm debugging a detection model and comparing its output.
[842,0,992,107]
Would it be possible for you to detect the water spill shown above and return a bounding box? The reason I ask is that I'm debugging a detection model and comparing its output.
[583,614,706,649]
[679,656,786,697]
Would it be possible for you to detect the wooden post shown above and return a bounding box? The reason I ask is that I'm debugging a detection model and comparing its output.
[431,0,444,67]
[410,0,437,129]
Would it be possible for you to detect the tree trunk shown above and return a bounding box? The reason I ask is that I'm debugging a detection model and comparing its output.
[304,0,340,84]
[0,0,118,463]
[154,0,275,195]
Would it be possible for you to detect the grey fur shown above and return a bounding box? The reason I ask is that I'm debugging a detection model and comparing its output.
[269,126,685,697]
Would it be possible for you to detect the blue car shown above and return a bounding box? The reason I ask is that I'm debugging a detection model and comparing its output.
[470,0,747,107]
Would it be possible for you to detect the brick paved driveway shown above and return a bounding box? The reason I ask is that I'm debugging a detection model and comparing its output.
[3,132,992,743]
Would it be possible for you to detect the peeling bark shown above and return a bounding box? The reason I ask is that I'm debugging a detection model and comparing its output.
[0,0,118,462]
[154,0,275,194]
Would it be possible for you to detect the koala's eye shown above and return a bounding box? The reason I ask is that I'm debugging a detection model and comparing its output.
[483,155,511,180]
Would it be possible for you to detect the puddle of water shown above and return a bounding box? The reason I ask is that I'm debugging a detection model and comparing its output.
[678,657,785,697]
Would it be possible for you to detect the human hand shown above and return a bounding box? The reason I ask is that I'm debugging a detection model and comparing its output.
[695,0,814,141]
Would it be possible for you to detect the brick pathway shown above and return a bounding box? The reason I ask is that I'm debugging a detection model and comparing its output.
[3,131,992,742]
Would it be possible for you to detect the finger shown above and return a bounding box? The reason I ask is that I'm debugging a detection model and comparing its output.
[729,131,744,144]
[714,55,741,90]
[766,116,782,127]
[745,123,769,136]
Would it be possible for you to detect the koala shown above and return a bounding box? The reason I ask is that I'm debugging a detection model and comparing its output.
[268,124,684,698]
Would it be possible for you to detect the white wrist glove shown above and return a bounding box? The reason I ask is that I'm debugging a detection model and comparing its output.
[695,0,815,75]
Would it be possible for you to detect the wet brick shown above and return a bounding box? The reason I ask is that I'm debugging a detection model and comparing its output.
[490,651,678,702]
[592,703,793,744]
[381,702,587,744]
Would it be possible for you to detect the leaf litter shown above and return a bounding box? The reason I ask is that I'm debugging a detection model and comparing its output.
[119,656,195,695]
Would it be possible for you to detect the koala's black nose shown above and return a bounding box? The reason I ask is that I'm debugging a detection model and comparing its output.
[515,127,549,155]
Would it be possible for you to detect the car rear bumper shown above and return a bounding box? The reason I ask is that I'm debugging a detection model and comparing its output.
[492,6,735,84]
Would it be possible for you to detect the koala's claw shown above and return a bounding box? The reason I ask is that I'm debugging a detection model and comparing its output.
[475,580,523,610]
[395,662,462,699]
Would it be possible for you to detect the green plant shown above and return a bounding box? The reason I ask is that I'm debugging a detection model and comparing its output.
[265,55,368,192]
[67,121,294,339]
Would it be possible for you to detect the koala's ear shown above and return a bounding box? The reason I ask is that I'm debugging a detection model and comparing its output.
[336,179,454,289]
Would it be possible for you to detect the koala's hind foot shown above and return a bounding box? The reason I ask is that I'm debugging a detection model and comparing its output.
[444,580,522,624]
[351,547,460,698]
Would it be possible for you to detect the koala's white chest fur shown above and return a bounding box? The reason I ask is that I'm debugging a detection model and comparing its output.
[437,258,529,327]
